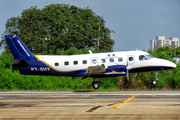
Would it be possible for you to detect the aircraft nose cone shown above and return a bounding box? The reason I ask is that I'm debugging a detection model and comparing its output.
[166,60,176,68]
[171,62,177,68]
[158,58,177,69]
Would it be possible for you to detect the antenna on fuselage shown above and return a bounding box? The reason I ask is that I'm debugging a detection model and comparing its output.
[89,50,93,54]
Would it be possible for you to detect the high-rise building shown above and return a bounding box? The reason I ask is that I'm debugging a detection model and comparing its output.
[150,36,180,51]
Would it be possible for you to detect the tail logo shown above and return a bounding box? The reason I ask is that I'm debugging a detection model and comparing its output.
[13,34,16,38]
[17,40,30,57]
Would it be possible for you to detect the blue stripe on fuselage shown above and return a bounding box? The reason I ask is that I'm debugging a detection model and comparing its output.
[129,66,174,73]
[13,60,127,77]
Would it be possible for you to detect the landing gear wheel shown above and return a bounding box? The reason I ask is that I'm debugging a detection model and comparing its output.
[92,81,100,89]
[152,80,157,85]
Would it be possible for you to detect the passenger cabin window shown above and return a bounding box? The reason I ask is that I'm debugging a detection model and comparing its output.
[139,55,148,61]
[82,60,87,64]
[101,59,106,63]
[74,61,78,65]
[118,57,123,62]
[129,57,133,61]
[64,61,69,66]
[109,58,114,62]
[92,59,97,64]
[55,63,59,66]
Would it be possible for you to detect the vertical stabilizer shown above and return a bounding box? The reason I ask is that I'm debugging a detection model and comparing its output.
[4,34,36,61]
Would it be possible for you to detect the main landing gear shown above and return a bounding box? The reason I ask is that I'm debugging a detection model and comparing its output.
[152,71,158,85]
[92,78,100,89]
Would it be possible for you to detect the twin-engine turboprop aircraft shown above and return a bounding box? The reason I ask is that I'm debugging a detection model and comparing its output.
[5,34,176,89]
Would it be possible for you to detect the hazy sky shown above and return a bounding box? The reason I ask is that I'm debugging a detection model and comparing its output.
[0,0,180,53]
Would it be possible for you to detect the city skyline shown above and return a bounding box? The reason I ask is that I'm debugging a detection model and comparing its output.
[150,36,180,51]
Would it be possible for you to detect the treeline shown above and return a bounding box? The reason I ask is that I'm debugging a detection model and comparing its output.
[0,46,180,91]
[0,4,114,53]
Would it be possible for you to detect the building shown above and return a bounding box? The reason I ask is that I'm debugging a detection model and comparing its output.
[150,36,180,51]
[172,56,180,63]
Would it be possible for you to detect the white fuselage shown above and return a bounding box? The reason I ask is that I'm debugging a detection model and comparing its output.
[35,50,176,73]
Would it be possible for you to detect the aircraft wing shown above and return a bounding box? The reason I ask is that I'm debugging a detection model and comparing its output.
[81,64,127,79]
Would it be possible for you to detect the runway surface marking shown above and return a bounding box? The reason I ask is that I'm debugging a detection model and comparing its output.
[86,106,103,112]
[84,96,137,112]
[112,95,136,109]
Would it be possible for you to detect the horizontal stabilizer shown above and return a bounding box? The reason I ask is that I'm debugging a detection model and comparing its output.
[12,59,29,66]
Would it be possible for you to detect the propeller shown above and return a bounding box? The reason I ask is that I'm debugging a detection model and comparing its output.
[126,66,132,80]
[126,58,129,80]
[127,69,129,80]
[126,57,132,81]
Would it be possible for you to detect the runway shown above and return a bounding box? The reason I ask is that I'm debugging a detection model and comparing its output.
[0,91,180,120]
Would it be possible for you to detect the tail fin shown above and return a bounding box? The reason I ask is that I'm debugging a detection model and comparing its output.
[4,34,37,61]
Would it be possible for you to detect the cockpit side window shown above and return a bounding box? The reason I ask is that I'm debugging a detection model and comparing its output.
[139,55,148,61]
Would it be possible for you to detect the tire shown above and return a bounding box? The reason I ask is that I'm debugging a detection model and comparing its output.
[152,80,157,85]
[92,81,100,89]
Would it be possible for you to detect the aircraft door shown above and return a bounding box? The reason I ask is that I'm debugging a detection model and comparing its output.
[90,57,98,66]
[127,55,135,65]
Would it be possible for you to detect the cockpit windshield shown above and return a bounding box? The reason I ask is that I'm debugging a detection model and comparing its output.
[145,54,154,60]
[139,54,154,61]
[139,55,148,60]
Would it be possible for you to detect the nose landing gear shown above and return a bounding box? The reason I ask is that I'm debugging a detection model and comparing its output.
[152,71,158,85]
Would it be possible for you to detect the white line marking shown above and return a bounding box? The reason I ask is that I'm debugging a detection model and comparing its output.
[17,40,30,56]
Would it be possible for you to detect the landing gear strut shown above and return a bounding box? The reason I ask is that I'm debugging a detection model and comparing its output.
[92,78,100,89]
[152,71,158,85]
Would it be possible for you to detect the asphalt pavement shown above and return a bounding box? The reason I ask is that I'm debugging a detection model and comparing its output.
[0,91,180,120]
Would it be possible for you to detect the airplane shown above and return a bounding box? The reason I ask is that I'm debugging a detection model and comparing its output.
[4,34,176,89]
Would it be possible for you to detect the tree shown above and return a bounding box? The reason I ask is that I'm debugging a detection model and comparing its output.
[148,46,175,61]
[1,4,114,54]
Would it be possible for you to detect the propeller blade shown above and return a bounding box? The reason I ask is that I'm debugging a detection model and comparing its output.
[127,70,129,81]
[135,73,138,77]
